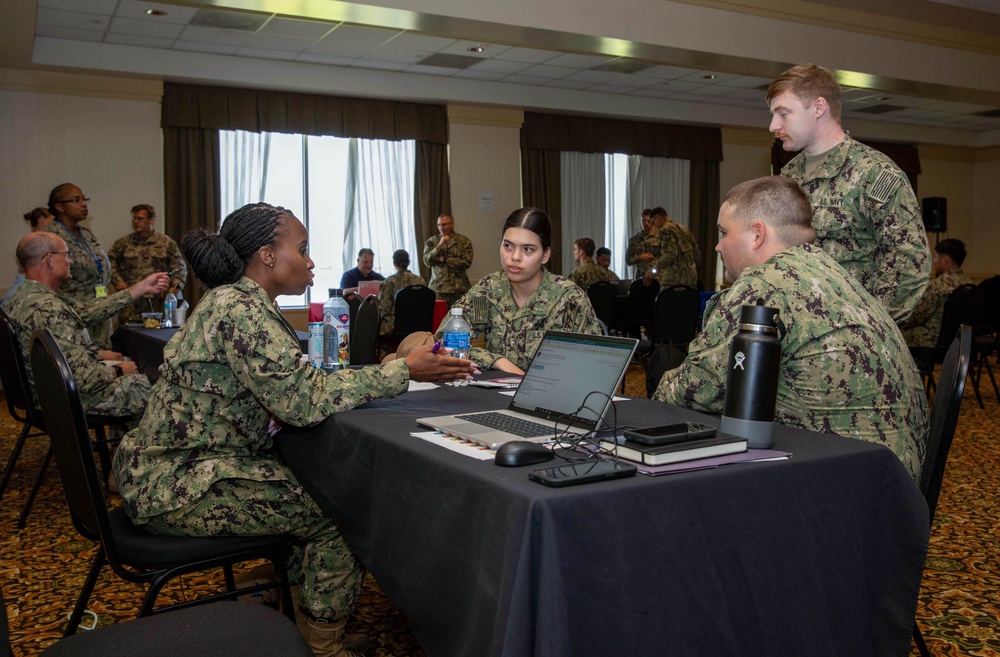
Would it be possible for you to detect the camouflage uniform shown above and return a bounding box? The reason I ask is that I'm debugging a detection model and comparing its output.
[378,269,426,336]
[900,269,971,348]
[444,269,601,371]
[3,279,150,416]
[569,261,618,291]
[44,220,114,348]
[650,221,701,288]
[625,228,659,278]
[422,233,473,307]
[781,134,930,324]
[108,230,187,319]
[113,276,410,622]
[654,243,927,480]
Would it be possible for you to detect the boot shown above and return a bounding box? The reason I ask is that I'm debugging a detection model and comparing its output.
[306,618,364,657]
[291,591,370,655]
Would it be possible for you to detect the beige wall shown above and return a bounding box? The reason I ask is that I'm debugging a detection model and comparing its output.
[446,105,525,284]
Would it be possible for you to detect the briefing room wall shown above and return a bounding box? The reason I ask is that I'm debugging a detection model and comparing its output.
[0,84,163,293]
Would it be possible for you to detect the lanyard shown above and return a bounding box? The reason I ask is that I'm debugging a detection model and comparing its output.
[57,219,104,275]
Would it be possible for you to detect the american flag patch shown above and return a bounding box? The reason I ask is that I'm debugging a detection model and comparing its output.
[869,170,900,204]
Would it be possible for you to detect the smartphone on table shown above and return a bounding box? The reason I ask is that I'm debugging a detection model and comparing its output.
[622,422,717,445]
[529,459,637,487]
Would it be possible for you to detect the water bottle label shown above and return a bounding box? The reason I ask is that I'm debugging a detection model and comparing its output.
[442,331,470,350]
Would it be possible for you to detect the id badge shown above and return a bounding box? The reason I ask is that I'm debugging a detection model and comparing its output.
[95,284,108,298]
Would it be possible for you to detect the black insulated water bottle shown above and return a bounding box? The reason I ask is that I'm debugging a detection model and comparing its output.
[721,303,782,449]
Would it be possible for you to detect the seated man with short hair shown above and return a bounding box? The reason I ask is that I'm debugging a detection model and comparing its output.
[900,238,972,348]
[568,237,617,291]
[653,176,928,480]
[340,247,385,293]
[5,232,168,416]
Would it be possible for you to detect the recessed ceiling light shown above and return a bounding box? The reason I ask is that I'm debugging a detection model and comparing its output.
[878,96,892,101]
[467,44,487,53]
[701,74,716,80]
[146,9,167,16]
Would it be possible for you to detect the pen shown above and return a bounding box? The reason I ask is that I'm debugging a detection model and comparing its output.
[432,341,442,354]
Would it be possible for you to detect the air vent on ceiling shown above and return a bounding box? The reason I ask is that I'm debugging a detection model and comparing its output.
[591,59,653,74]
[417,53,481,69]
[191,8,267,32]
[853,104,906,115]
[972,108,1000,117]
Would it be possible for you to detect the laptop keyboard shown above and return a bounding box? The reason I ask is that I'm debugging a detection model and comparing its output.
[456,412,553,438]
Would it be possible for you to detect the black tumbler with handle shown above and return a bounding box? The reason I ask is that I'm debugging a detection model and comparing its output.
[721,303,782,448]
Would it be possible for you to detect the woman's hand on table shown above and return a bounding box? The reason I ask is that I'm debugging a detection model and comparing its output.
[405,345,480,383]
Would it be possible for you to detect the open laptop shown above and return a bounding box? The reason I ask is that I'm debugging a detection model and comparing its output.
[418,331,638,448]
[358,280,382,299]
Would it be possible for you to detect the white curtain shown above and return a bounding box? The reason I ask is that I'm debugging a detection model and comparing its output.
[219,130,270,218]
[560,151,606,275]
[605,153,630,278]
[343,138,417,277]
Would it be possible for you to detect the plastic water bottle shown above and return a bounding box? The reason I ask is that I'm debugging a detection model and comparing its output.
[323,289,350,371]
[162,292,176,328]
[441,307,471,387]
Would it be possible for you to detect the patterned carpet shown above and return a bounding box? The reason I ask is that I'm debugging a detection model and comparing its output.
[2,363,999,656]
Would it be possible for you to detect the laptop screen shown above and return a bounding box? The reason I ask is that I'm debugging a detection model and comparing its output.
[509,332,636,424]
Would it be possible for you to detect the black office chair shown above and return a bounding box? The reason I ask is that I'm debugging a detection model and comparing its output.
[586,281,617,332]
[28,329,296,637]
[0,309,129,528]
[971,275,1000,408]
[622,278,659,340]
[2,586,312,657]
[650,285,701,347]
[913,324,972,657]
[349,295,381,366]
[910,284,983,396]
[391,284,437,345]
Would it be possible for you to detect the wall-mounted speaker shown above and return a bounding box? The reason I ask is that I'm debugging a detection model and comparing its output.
[922,197,947,233]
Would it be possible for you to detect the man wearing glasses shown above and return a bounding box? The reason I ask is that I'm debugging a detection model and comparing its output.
[422,214,473,308]
[108,203,188,322]
[4,232,169,417]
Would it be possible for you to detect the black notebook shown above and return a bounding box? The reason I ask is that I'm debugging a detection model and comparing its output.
[601,434,748,466]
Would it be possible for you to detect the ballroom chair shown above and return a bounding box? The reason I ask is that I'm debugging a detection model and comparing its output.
[28,329,296,637]
[913,324,973,657]
[349,295,381,366]
[910,284,983,397]
[622,278,659,340]
[344,290,362,325]
[586,281,617,332]
[650,285,701,348]
[971,275,1000,408]
[390,284,437,347]
[1,586,312,657]
[0,309,128,529]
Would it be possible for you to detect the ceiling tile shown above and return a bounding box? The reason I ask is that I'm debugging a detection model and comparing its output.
[452,69,508,81]
[714,75,773,89]
[236,47,299,61]
[306,40,373,57]
[351,58,409,71]
[547,79,596,90]
[598,73,662,89]
[403,63,459,75]
[320,24,397,48]
[438,40,513,59]
[633,87,673,98]
[675,70,742,84]
[467,58,532,74]
[494,46,560,64]
[543,52,615,68]
[561,69,618,84]
[362,49,428,64]
[633,64,700,80]
[116,0,199,24]
[35,25,105,41]
[104,32,176,48]
[244,33,314,52]
[378,32,456,53]
[588,83,636,95]
[499,74,551,86]
[110,16,185,39]
[38,0,118,15]
[295,52,356,66]
[37,8,110,31]
[172,40,240,55]
[259,16,336,40]
[179,25,252,46]
[517,64,575,80]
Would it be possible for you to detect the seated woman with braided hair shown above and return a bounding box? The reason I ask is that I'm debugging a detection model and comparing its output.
[113,203,476,656]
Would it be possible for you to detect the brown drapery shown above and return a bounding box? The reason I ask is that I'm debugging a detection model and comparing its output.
[520,112,723,281]
[770,137,922,194]
[160,83,450,303]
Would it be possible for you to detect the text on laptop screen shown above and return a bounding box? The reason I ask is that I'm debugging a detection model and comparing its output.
[510,334,633,423]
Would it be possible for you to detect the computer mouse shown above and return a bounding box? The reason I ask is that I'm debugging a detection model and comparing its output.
[494,441,556,467]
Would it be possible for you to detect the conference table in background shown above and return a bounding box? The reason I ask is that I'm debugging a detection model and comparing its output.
[309,299,449,332]
[111,325,309,382]
[277,380,929,657]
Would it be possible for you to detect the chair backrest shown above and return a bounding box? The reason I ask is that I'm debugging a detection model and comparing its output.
[0,308,40,427]
[349,296,380,366]
[651,285,701,346]
[392,285,437,337]
[343,291,362,325]
[920,324,972,520]
[936,284,983,348]
[977,275,1000,333]
[29,329,114,552]
[627,278,659,324]
[586,281,617,328]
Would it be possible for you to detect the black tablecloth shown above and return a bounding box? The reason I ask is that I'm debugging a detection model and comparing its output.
[276,383,929,657]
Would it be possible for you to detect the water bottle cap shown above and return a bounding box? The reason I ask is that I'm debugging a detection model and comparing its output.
[328,288,343,297]
[738,304,779,330]
[451,307,463,315]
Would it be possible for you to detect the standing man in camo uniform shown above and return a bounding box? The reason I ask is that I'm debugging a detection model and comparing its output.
[654,177,927,481]
[5,232,168,416]
[423,214,473,308]
[378,249,426,337]
[625,209,659,278]
[643,207,701,288]
[108,203,188,322]
[900,239,972,348]
[767,63,930,324]
[569,237,618,291]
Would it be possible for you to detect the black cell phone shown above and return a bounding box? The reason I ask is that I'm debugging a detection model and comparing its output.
[529,459,637,487]
[622,422,717,445]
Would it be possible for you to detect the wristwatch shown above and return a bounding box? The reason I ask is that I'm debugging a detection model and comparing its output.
[113,364,124,378]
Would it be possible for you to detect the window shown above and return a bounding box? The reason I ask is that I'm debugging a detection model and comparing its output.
[219,130,416,307]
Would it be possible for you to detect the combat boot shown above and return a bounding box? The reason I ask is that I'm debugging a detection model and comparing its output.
[305,618,364,657]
